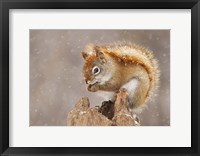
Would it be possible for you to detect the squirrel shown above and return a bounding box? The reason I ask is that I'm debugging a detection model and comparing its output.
[82,42,160,113]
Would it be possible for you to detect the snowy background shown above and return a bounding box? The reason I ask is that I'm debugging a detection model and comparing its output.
[30,30,170,126]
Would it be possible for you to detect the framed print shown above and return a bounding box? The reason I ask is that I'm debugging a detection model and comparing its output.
[0,0,199,155]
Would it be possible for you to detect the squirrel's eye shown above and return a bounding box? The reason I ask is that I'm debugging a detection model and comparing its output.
[92,66,100,75]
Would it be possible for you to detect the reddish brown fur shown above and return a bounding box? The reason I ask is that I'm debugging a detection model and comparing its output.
[98,48,153,81]
[83,54,96,79]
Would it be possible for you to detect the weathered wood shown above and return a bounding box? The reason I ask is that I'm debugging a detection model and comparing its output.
[67,89,140,126]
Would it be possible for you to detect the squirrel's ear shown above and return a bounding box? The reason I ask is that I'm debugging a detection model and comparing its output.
[82,52,89,60]
[95,47,106,63]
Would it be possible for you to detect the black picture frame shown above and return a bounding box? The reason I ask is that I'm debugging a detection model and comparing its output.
[0,0,199,155]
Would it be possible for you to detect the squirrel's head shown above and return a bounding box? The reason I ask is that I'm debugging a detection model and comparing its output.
[82,45,112,86]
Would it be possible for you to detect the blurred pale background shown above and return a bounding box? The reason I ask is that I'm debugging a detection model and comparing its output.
[30,30,170,126]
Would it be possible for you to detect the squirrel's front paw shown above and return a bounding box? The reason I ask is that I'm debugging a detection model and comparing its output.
[87,84,99,92]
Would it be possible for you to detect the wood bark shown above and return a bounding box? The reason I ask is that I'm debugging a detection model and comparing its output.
[67,89,140,126]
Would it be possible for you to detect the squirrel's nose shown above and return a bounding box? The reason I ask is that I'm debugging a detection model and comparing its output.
[85,80,88,84]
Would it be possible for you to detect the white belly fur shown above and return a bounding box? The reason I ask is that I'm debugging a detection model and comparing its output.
[121,78,138,105]
[97,78,138,102]
[121,79,138,97]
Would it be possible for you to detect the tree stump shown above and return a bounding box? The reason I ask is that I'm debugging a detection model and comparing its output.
[67,89,140,126]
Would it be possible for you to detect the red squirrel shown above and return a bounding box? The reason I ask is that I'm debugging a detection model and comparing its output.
[82,42,160,113]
